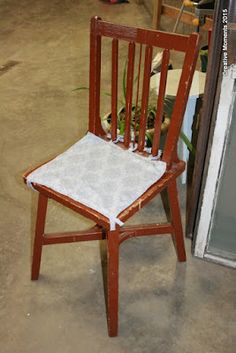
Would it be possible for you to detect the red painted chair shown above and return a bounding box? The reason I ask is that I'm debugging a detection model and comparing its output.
[23,17,199,336]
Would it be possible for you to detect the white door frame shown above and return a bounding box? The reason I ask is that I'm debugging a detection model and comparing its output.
[194,65,236,268]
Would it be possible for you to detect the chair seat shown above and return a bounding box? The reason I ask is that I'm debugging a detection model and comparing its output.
[27,133,166,229]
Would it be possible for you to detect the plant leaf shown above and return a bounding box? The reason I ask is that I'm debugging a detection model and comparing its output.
[180,131,195,156]
[122,61,127,103]
[146,131,153,148]
[72,86,89,91]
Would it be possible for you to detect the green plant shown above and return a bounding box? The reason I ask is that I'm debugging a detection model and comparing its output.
[74,63,195,155]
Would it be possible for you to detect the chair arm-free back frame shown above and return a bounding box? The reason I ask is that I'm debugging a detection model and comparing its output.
[89,16,200,167]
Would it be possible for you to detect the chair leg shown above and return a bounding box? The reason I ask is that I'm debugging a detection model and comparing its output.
[31,193,48,280]
[167,180,186,262]
[106,228,119,337]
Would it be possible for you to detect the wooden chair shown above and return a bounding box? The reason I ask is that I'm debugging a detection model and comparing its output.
[23,17,199,337]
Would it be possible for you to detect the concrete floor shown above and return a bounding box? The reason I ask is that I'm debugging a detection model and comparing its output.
[0,0,235,352]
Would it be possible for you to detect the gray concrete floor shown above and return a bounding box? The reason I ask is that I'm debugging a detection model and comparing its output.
[0,0,235,352]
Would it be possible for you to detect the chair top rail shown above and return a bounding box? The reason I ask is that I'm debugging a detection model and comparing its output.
[95,17,192,53]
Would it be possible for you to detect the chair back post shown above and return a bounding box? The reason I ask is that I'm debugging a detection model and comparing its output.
[151,48,170,157]
[162,33,200,166]
[89,16,104,135]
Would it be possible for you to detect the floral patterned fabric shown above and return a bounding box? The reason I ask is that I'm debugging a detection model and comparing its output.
[27,133,166,229]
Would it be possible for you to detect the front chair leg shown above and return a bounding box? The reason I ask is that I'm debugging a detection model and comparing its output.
[106,228,120,337]
[31,193,48,280]
[167,180,186,262]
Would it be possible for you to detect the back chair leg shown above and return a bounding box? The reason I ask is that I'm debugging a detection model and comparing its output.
[31,193,48,280]
[167,180,186,262]
[106,228,120,337]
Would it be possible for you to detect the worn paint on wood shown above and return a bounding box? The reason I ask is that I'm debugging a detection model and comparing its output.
[23,16,199,337]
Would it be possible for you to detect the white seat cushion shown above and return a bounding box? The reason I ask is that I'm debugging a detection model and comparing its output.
[27,133,166,229]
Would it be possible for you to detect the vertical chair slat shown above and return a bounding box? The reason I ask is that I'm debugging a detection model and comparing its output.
[111,39,119,141]
[138,45,153,152]
[151,49,170,156]
[133,44,143,147]
[124,42,135,148]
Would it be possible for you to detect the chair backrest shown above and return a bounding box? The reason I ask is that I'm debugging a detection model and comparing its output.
[88,16,200,167]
